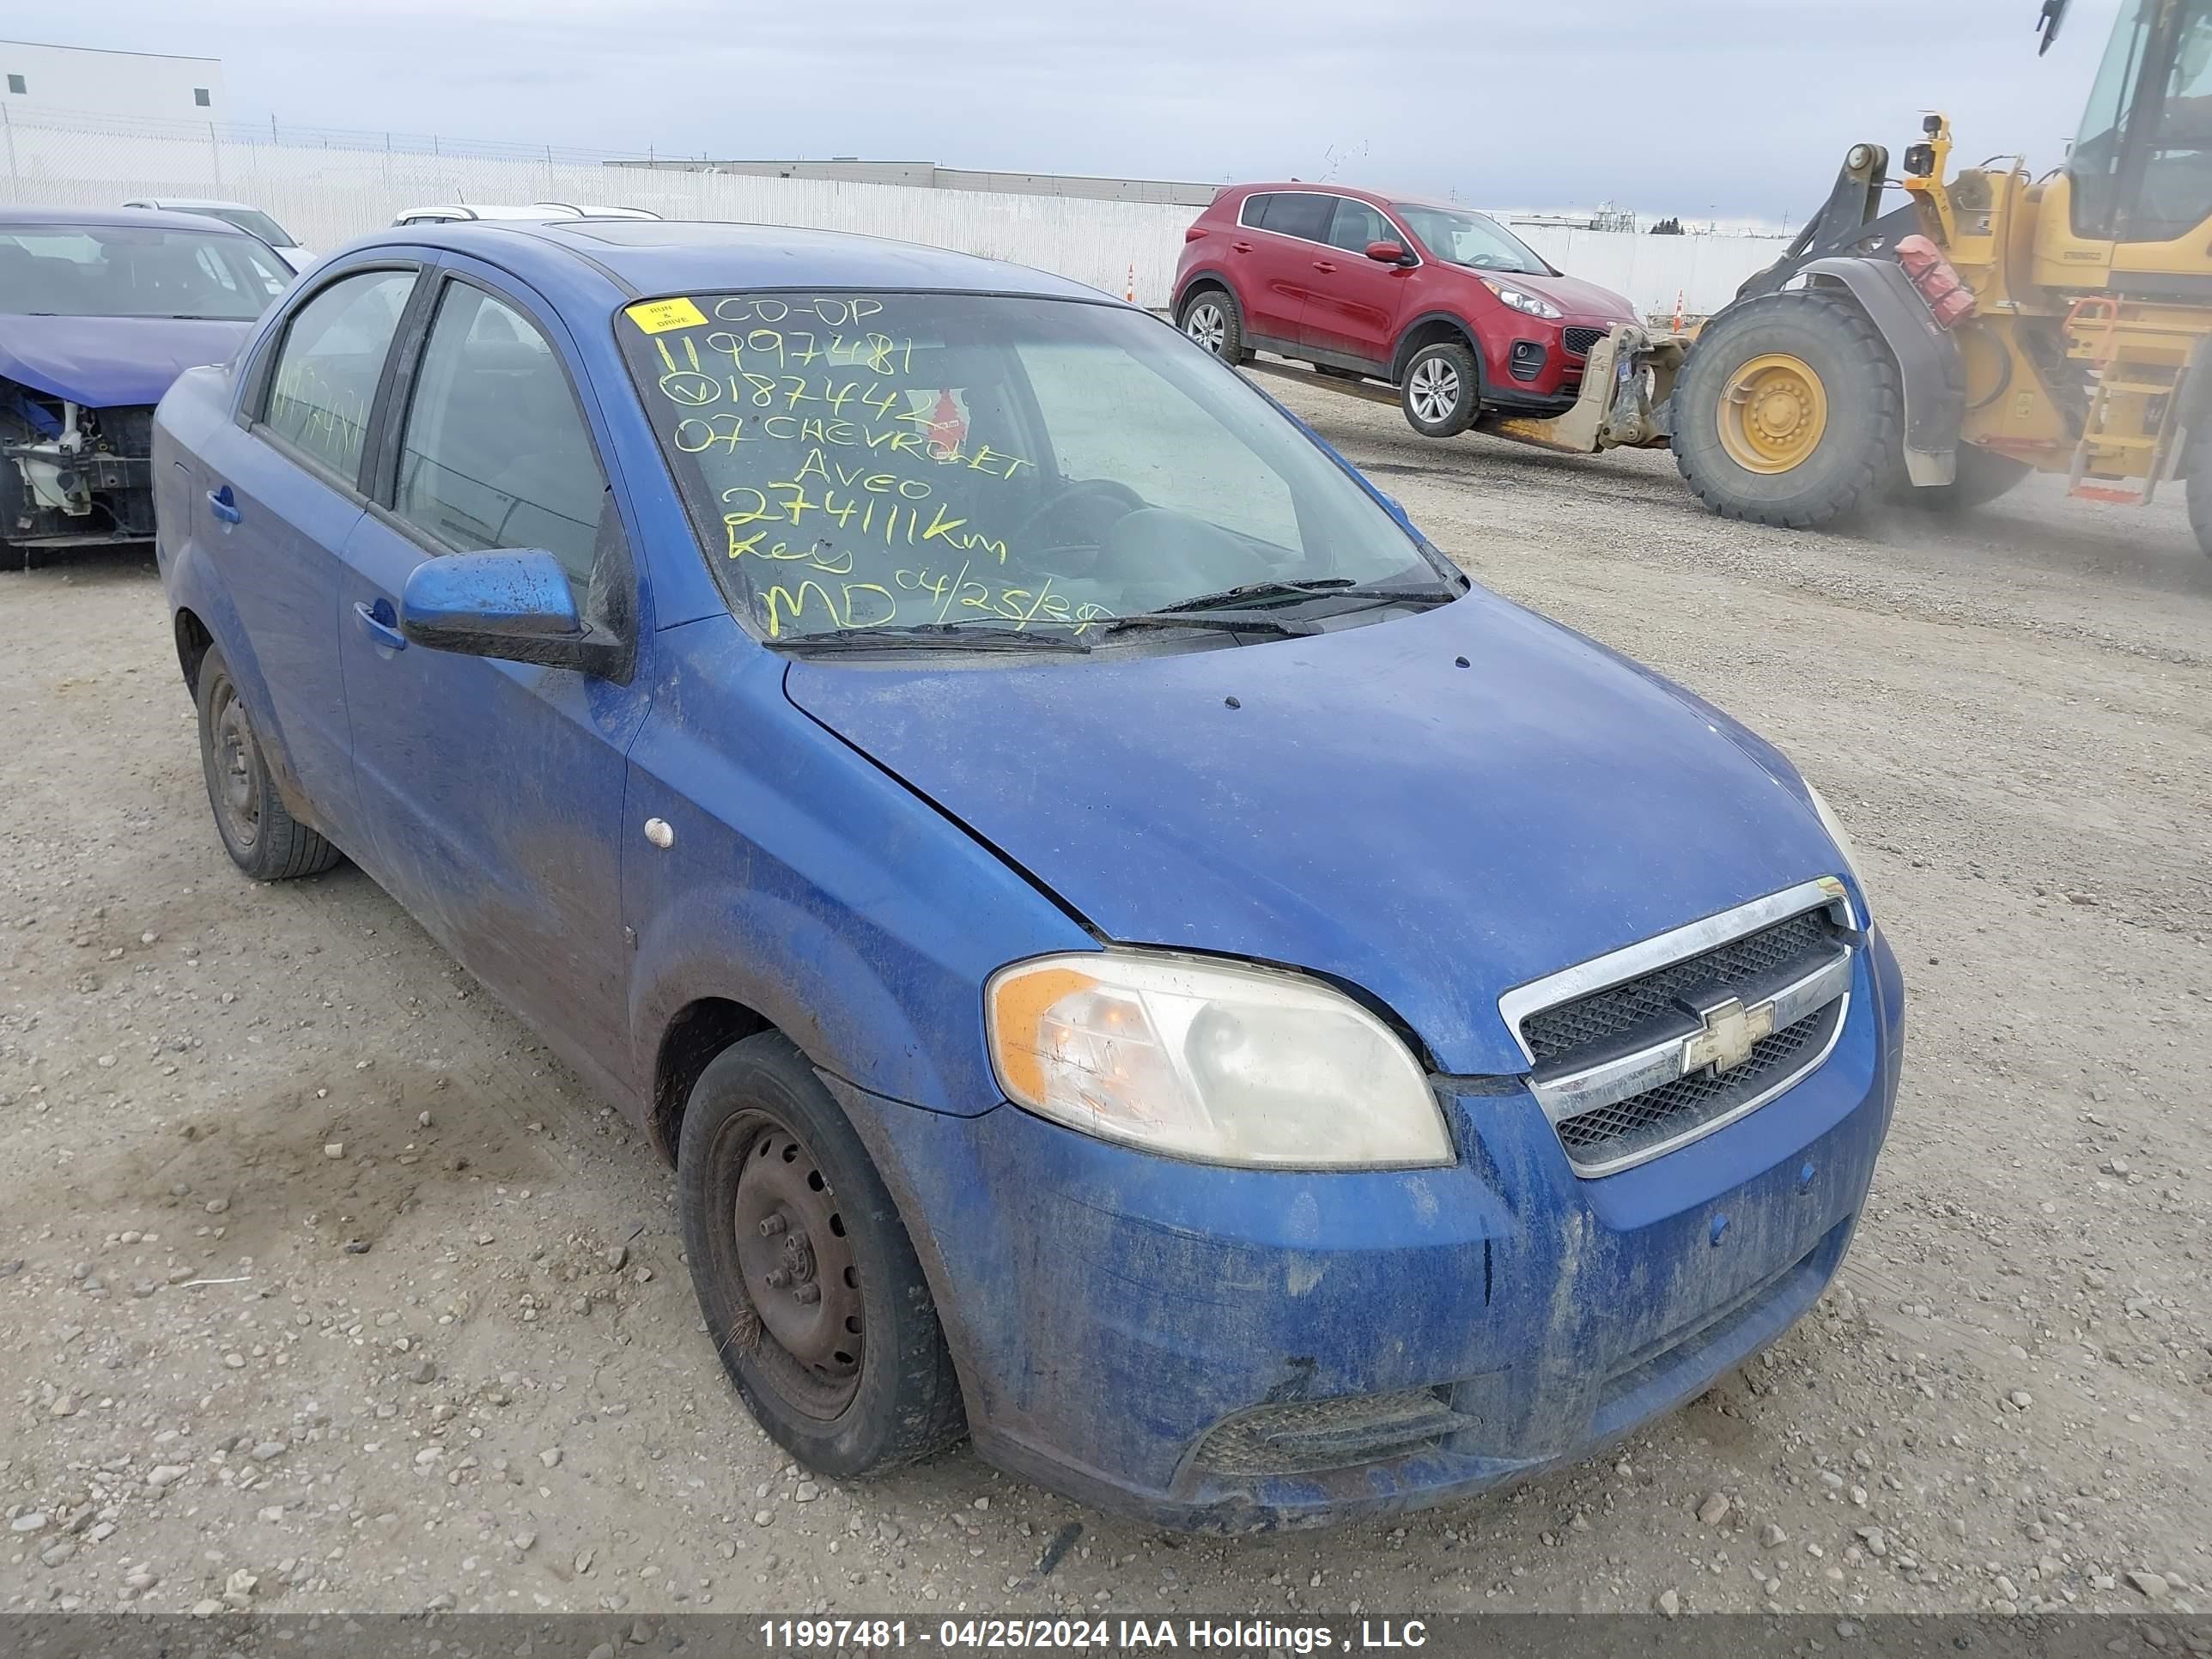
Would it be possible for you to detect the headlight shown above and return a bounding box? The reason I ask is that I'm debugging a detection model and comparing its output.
[1802,780,1869,898]
[1480,278,1563,319]
[986,950,1450,1169]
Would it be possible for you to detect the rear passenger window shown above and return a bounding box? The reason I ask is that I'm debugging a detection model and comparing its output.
[263,270,415,483]
[1258,192,1334,242]
[1237,192,1274,228]
[1327,200,1391,253]
[393,283,607,587]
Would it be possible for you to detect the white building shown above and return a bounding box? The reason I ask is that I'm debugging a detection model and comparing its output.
[1,40,225,121]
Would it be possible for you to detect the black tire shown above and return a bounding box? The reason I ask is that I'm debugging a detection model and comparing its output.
[1896,444,2033,513]
[1177,285,1249,365]
[1399,340,1480,438]
[2186,429,2212,559]
[195,647,343,881]
[678,1032,965,1478]
[1672,291,1903,528]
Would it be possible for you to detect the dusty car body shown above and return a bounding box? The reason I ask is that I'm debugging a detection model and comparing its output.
[154,217,1902,1530]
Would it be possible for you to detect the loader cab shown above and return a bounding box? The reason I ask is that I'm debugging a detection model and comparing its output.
[2051,0,2212,293]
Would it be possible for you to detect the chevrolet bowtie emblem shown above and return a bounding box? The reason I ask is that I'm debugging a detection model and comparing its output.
[1682,996,1776,1075]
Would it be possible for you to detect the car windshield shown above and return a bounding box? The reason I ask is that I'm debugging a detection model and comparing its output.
[1389,204,1551,276]
[0,224,291,319]
[618,290,1455,645]
[198,206,296,246]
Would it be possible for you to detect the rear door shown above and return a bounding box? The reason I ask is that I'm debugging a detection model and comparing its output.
[196,263,422,836]
[1237,190,1335,348]
[333,261,650,1100]
[1298,198,1414,368]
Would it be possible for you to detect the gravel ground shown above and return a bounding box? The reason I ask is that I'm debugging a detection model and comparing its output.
[2,380,2207,1622]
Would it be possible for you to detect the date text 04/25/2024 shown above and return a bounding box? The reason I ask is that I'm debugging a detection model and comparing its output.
[757,1620,1431,1651]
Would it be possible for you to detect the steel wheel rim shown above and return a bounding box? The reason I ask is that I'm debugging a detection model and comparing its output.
[1718,351,1829,474]
[730,1116,864,1419]
[1409,357,1461,423]
[1185,301,1226,354]
[210,680,263,850]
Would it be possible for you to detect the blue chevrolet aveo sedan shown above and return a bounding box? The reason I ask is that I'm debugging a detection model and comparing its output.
[154,218,1903,1531]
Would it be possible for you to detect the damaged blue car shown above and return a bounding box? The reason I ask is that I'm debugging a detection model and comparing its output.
[153,218,1903,1530]
[3,206,291,562]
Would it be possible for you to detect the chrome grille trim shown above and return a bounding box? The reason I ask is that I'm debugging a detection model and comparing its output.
[1497,877,1857,1177]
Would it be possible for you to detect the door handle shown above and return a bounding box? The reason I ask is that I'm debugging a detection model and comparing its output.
[353,599,408,652]
[1231,240,1254,252]
[206,485,241,524]
[1312,260,1339,273]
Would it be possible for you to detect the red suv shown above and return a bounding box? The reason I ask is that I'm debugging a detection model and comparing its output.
[1172,184,1639,438]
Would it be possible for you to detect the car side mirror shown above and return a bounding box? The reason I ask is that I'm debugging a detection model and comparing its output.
[1365,240,1412,265]
[400,550,622,676]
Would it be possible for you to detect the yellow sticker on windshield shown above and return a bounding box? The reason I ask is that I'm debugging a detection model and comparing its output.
[625,296,708,334]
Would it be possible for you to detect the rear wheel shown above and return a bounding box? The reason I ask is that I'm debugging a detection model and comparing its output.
[195,647,343,881]
[1400,340,1480,438]
[1177,287,1248,365]
[1672,291,1901,528]
[2186,429,2212,558]
[678,1032,965,1478]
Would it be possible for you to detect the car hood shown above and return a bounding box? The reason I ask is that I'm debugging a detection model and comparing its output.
[0,313,252,407]
[784,591,1843,1076]
[1483,268,1638,322]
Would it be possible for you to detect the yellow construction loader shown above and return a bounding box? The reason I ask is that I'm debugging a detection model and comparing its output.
[1512,0,2212,553]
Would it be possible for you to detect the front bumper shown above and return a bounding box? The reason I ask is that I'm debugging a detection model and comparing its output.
[832,926,1903,1532]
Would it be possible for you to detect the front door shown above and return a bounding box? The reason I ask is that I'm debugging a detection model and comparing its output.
[1299,198,1413,369]
[202,266,420,833]
[334,265,651,1099]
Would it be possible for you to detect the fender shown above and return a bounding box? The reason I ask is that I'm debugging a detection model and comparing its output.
[159,506,325,830]
[1796,256,1966,487]
[1389,311,1483,385]
[1171,264,1239,315]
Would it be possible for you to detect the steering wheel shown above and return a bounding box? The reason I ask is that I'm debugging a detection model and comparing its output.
[1012,477,1146,550]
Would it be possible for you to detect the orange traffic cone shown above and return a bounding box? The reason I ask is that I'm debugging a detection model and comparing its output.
[1672,288,1685,333]
[1127,263,1137,304]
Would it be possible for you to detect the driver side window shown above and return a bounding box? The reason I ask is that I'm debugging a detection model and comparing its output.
[1016,340,1300,549]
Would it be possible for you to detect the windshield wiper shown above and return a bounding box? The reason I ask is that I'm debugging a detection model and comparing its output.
[1152,577,1461,614]
[777,622,1092,653]
[1092,609,1318,640]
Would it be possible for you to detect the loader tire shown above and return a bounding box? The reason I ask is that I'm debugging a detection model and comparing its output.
[2188,430,2212,559]
[1898,444,2032,513]
[1672,290,1902,529]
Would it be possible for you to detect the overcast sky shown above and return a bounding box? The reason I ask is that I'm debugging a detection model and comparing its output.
[81,0,2126,222]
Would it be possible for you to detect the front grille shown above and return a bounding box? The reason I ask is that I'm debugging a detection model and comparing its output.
[1562,325,1608,358]
[1506,887,1853,1176]
[1553,1000,1840,1168]
[1522,908,1835,1065]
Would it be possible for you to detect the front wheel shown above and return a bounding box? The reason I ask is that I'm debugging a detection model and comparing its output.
[1671,290,1902,528]
[678,1032,966,1478]
[1400,341,1480,438]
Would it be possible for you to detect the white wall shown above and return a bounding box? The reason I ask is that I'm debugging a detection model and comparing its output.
[0,107,1781,318]
[0,42,223,121]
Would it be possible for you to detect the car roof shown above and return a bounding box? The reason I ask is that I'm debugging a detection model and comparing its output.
[0,203,260,234]
[128,197,260,212]
[355,218,1107,304]
[1218,182,1478,216]
[395,204,580,222]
